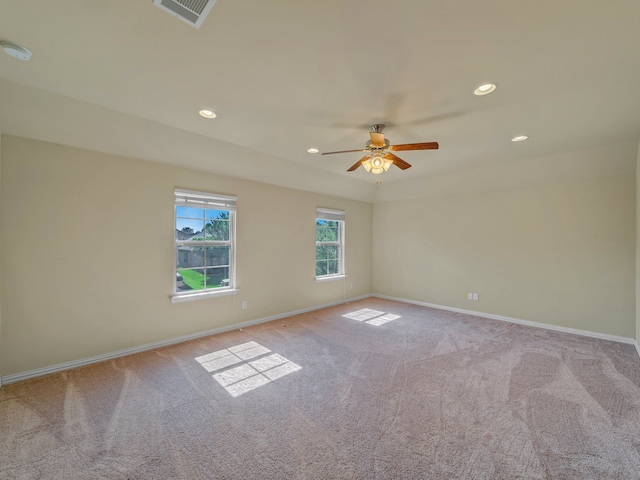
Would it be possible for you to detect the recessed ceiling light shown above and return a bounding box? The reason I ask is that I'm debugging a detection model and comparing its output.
[307,148,319,154]
[199,109,216,119]
[1,41,32,61]
[511,135,529,142]
[473,83,497,96]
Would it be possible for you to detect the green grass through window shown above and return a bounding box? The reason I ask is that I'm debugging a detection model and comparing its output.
[178,269,226,290]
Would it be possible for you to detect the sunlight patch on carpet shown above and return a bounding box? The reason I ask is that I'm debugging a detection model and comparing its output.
[195,342,301,397]
[342,308,401,326]
[367,313,401,326]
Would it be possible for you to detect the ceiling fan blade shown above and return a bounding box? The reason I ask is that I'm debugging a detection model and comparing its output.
[389,142,439,151]
[370,132,385,147]
[322,148,368,156]
[347,155,371,172]
[384,152,411,170]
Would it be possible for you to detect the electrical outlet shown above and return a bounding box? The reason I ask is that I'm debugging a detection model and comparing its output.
[473,293,479,301]
[468,293,473,300]
[241,300,248,309]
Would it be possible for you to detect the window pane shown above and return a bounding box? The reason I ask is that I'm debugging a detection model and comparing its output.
[206,209,228,221]
[316,224,326,241]
[326,227,339,242]
[176,218,204,240]
[324,245,338,260]
[316,261,327,277]
[177,267,206,291]
[316,245,327,260]
[206,218,230,241]
[327,260,339,275]
[205,246,230,266]
[176,206,204,219]
[205,266,230,288]
[177,246,205,269]
[176,270,191,292]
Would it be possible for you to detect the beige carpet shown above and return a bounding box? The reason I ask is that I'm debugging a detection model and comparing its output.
[1,298,640,479]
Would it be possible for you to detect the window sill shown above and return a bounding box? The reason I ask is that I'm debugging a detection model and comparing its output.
[315,274,346,283]
[171,288,238,304]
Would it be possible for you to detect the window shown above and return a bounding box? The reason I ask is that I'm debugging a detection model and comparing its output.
[174,189,236,299]
[315,208,345,279]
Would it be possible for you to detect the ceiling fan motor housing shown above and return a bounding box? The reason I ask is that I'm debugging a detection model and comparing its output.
[366,139,390,149]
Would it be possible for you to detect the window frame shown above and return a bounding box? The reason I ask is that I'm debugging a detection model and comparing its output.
[171,189,237,303]
[315,208,345,281]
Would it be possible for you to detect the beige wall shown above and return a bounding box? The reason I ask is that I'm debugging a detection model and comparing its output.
[1,134,637,378]
[0,135,372,376]
[373,144,636,338]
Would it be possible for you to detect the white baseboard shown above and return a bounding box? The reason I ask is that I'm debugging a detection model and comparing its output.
[372,294,638,346]
[0,294,370,386]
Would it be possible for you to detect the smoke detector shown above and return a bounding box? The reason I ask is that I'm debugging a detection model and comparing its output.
[153,0,217,28]
[1,41,32,61]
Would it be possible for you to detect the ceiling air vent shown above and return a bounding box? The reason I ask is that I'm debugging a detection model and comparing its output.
[153,0,217,29]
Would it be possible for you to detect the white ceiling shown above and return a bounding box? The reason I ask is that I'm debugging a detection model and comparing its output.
[1,0,640,203]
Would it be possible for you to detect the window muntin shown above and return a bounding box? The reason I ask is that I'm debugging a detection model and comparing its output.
[316,208,344,278]
[175,190,236,295]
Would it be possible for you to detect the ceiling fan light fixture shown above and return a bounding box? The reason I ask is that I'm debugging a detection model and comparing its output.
[365,153,389,175]
[307,148,319,154]
[199,109,216,119]
[473,83,497,96]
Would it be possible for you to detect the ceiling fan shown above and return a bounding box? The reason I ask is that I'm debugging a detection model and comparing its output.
[322,124,439,174]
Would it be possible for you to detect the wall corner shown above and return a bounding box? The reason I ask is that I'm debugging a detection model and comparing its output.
[636,138,640,350]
